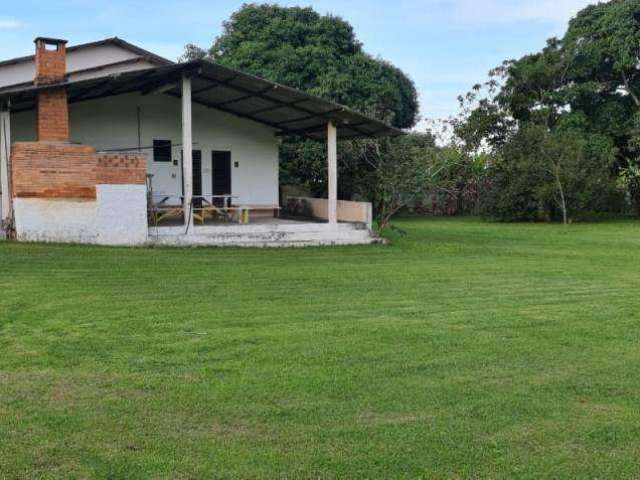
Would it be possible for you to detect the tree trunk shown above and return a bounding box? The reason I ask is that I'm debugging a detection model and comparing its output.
[554,164,568,225]
[377,204,403,232]
[622,72,640,109]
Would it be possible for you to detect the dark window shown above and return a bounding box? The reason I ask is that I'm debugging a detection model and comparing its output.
[153,140,172,162]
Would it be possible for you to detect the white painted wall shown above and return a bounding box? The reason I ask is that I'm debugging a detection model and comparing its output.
[0,44,149,88]
[13,185,148,245]
[11,92,280,206]
[69,59,156,82]
[14,198,98,243]
[96,184,147,245]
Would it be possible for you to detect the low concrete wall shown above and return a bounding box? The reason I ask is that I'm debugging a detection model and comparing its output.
[285,196,373,228]
[149,222,378,247]
[95,153,148,246]
[96,184,147,246]
[13,186,148,246]
[14,197,98,243]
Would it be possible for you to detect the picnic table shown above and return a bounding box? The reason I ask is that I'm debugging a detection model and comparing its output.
[192,195,239,224]
[149,194,280,225]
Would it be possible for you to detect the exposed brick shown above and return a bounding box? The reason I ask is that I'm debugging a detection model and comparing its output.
[34,38,69,142]
[34,39,66,85]
[11,142,97,199]
[37,90,69,142]
[97,153,147,185]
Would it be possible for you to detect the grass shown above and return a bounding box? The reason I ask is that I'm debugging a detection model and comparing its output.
[1,217,640,479]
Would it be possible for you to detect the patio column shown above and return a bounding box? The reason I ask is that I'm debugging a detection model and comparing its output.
[0,104,11,228]
[182,74,194,230]
[327,121,337,225]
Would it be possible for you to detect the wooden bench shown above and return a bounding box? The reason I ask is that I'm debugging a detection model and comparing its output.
[236,205,281,224]
[193,205,241,224]
[194,205,281,224]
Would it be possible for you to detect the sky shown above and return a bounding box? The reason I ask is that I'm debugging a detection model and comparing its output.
[0,0,597,129]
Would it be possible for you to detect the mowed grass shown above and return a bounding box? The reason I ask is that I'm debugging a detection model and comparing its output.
[1,217,640,479]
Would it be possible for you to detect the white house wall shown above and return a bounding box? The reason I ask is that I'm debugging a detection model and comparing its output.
[11,93,280,206]
[69,59,157,82]
[0,44,149,88]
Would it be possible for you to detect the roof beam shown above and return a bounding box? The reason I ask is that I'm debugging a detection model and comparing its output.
[274,125,326,137]
[275,122,370,137]
[245,98,309,116]
[274,108,343,127]
[141,78,179,95]
[207,93,254,108]
[205,85,276,109]
[68,79,112,103]
[164,90,284,131]
[140,65,200,96]
[199,73,319,118]
[192,81,221,95]
[68,70,155,103]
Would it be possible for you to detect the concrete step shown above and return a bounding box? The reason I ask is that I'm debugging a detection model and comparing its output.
[148,223,379,247]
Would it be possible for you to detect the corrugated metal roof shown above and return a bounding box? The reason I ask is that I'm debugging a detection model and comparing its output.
[0,60,403,140]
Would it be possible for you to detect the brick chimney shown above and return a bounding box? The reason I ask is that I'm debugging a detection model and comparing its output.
[34,37,69,142]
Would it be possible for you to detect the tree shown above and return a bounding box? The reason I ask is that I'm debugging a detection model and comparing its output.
[349,134,453,231]
[455,0,640,220]
[183,3,418,129]
[562,0,640,111]
[481,124,619,223]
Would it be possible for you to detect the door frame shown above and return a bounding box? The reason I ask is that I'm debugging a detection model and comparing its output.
[211,150,232,207]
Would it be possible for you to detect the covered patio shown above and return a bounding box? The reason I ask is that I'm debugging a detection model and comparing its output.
[140,60,398,238]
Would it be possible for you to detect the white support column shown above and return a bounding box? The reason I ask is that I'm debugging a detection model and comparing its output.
[327,121,338,225]
[182,74,194,230]
[0,106,11,228]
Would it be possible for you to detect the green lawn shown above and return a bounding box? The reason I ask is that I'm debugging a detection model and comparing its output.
[1,218,640,479]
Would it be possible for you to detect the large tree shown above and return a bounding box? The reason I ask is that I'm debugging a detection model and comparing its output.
[182,3,418,129]
[455,0,640,220]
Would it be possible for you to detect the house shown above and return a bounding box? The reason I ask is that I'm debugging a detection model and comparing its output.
[0,37,401,247]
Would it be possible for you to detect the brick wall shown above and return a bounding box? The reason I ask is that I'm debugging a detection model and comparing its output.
[37,90,69,142]
[34,39,66,85]
[11,142,97,200]
[97,153,147,185]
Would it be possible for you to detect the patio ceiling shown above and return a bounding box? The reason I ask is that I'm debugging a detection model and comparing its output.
[0,60,403,141]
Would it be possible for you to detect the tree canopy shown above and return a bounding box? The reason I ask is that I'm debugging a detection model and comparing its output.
[454,0,640,221]
[182,3,419,129]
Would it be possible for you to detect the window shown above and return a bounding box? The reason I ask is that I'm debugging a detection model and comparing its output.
[153,140,172,163]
